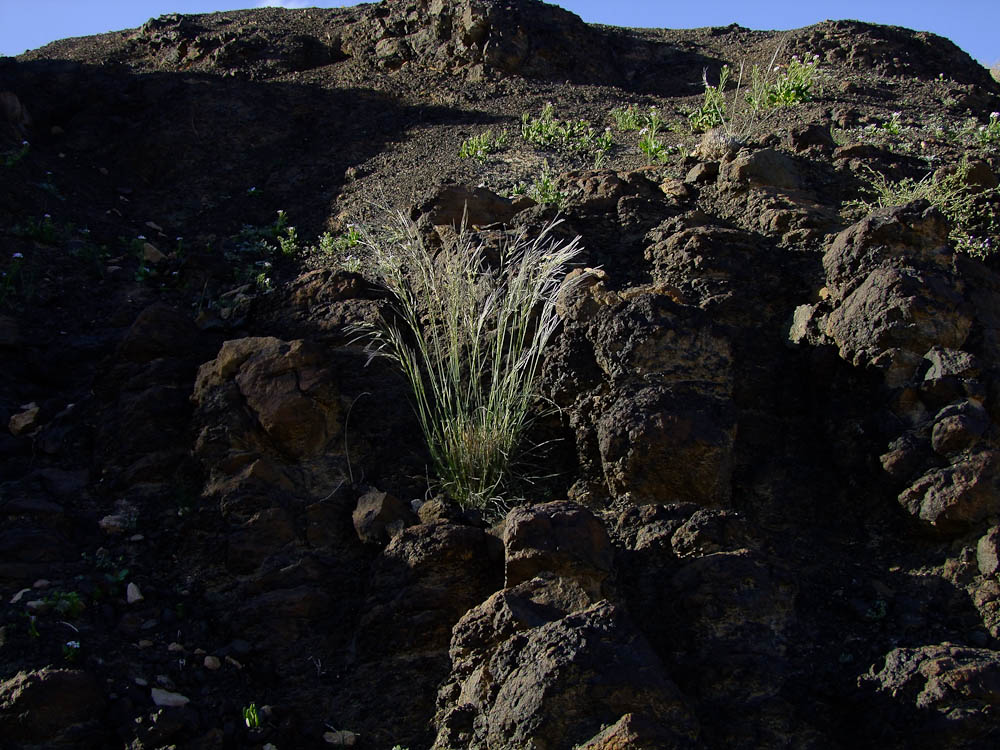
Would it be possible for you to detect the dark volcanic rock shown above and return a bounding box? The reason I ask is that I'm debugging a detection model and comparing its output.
[0,668,107,747]
[434,599,698,750]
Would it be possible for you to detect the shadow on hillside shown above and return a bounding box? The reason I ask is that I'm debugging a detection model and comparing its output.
[2,58,505,234]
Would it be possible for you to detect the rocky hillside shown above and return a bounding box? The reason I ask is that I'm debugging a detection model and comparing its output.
[2,1,1000,748]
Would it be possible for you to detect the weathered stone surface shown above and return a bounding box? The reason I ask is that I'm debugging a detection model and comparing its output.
[977,526,1000,576]
[352,487,418,545]
[434,600,698,750]
[719,148,800,190]
[823,266,971,381]
[503,501,613,595]
[671,508,749,558]
[861,643,1000,742]
[117,302,198,364]
[332,522,502,748]
[921,346,982,409]
[898,450,1000,532]
[8,404,40,436]
[823,202,953,301]
[598,387,735,506]
[786,122,835,152]
[192,337,344,486]
[576,712,683,750]
[420,184,520,227]
[0,668,106,745]
[226,507,296,573]
[930,400,989,456]
[151,687,190,707]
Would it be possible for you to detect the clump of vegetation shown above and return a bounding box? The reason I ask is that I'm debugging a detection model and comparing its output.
[744,54,821,110]
[973,112,1000,149]
[1,139,30,168]
[459,129,510,162]
[851,159,1000,259]
[243,703,261,729]
[610,104,647,132]
[521,103,612,158]
[637,107,677,164]
[510,166,567,209]
[355,212,591,508]
[0,252,28,309]
[687,65,731,134]
[688,51,822,136]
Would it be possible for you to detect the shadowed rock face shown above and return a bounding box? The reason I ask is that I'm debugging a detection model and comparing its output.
[3,0,1000,748]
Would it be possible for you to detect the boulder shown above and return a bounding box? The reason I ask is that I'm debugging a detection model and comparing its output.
[503,501,613,596]
[898,450,1000,532]
[977,526,1000,576]
[861,643,1000,743]
[192,336,343,469]
[419,184,519,228]
[0,668,106,746]
[434,600,698,750]
[598,387,735,507]
[352,487,418,545]
[718,148,800,190]
[331,522,502,748]
[117,302,198,364]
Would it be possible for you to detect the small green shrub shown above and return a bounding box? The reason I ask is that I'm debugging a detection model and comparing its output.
[745,54,820,110]
[1,140,29,168]
[851,159,1000,259]
[521,103,612,158]
[610,104,646,131]
[973,112,1000,149]
[355,212,592,507]
[510,167,567,209]
[688,65,730,133]
[243,703,261,729]
[0,252,26,308]
[459,129,510,162]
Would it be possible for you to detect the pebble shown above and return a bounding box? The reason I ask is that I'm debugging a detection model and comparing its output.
[150,687,189,707]
[8,405,41,436]
[203,655,221,670]
[99,514,129,535]
[25,599,49,614]
[32,579,51,589]
[224,656,243,670]
[9,588,32,604]
[134,677,148,686]
[129,534,144,542]
[167,642,185,653]
[126,583,144,604]
[324,730,358,746]
[137,639,154,649]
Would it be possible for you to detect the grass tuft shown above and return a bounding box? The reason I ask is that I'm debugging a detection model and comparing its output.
[355,211,591,507]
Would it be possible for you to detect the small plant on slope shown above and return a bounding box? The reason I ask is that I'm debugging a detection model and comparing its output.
[459,129,510,162]
[356,212,591,508]
[850,158,1000,259]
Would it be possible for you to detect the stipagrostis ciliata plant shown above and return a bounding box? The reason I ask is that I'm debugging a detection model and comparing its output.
[356,211,589,509]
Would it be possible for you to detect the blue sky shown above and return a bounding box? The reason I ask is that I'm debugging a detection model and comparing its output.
[1,0,997,65]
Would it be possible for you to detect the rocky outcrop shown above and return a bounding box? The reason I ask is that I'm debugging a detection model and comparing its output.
[861,643,1000,746]
[0,668,107,747]
[334,521,502,748]
[433,502,699,749]
[547,286,736,507]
